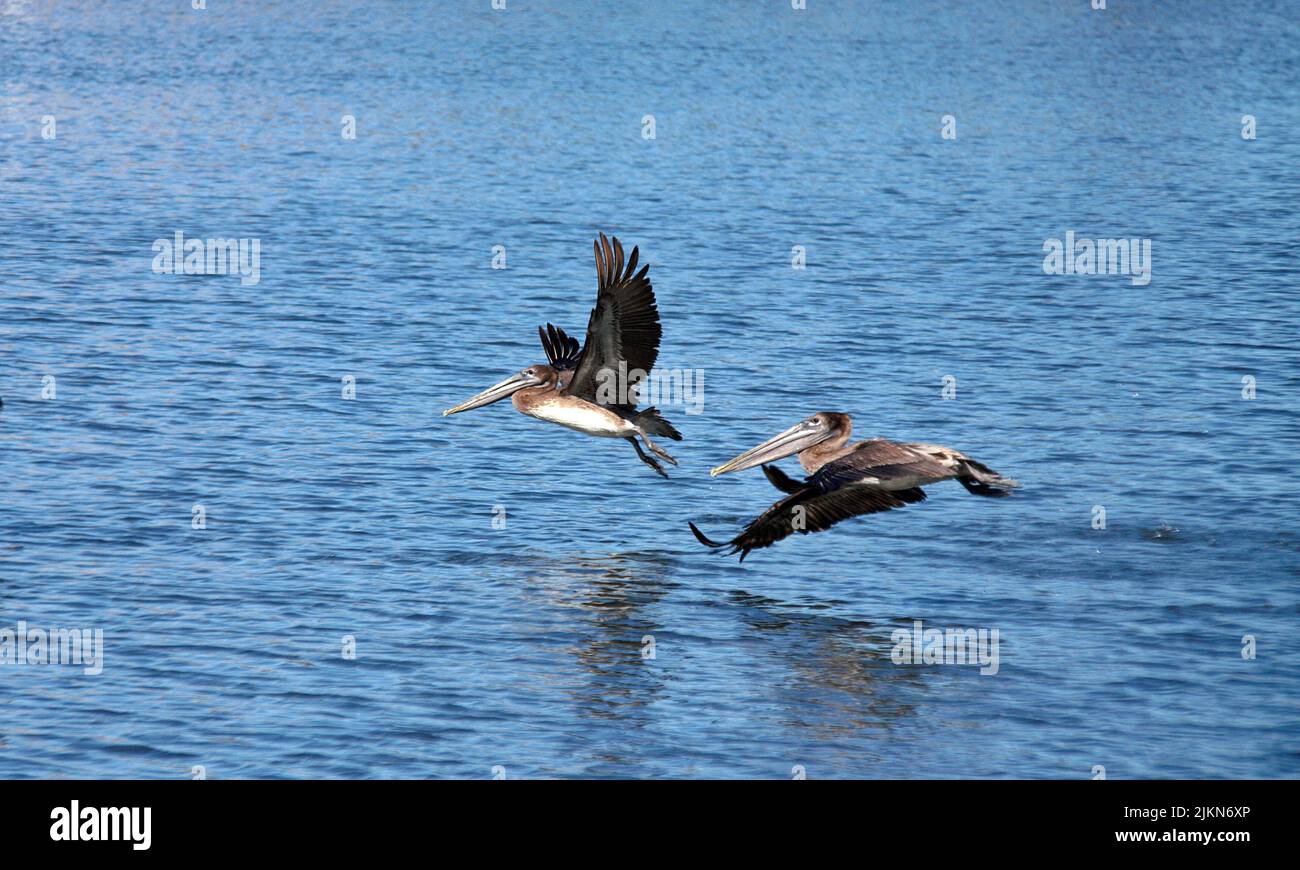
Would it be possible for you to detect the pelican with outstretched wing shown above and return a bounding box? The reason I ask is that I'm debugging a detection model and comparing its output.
[443,233,682,476]
[690,412,1019,560]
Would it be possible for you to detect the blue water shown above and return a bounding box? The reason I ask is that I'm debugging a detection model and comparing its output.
[2,0,1297,779]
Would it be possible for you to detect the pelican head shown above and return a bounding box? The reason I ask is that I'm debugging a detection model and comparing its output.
[710,412,851,477]
[443,364,556,415]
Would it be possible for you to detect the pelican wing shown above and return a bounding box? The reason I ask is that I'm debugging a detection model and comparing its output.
[761,463,805,494]
[809,438,955,492]
[564,233,661,407]
[537,323,582,371]
[690,483,927,561]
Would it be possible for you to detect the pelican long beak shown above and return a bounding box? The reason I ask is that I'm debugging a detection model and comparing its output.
[443,371,536,416]
[710,420,831,477]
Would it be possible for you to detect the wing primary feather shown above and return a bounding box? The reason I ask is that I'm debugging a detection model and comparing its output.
[688,522,726,549]
[538,325,554,363]
[538,322,582,370]
[600,234,614,289]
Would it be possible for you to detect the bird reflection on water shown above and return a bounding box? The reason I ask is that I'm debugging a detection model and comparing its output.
[511,552,679,724]
[500,550,941,754]
[724,590,929,742]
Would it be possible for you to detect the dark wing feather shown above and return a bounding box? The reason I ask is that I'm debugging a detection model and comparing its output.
[700,482,927,561]
[762,463,805,494]
[537,323,582,370]
[564,233,662,407]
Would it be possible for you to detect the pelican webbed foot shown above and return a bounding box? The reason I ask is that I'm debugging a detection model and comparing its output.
[640,433,678,467]
[628,436,669,478]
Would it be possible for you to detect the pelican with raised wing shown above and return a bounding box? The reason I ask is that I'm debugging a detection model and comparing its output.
[443,233,682,476]
[690,412,1019,560]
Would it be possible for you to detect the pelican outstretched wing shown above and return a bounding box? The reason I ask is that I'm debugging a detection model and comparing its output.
[690,483,927,562]
[563,233,661,408]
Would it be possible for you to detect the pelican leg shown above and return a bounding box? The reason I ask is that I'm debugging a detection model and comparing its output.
[639,432,678,466]
[628,436,669,478]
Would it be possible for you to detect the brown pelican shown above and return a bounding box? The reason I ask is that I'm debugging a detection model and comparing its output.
[443,233,682,476]
[690,412,1019,560]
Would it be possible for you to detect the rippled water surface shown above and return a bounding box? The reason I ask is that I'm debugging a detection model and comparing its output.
[2,1,1298,778]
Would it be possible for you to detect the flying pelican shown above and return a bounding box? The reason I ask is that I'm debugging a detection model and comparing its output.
[443,233,682,476]
[690,412,1019,560]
